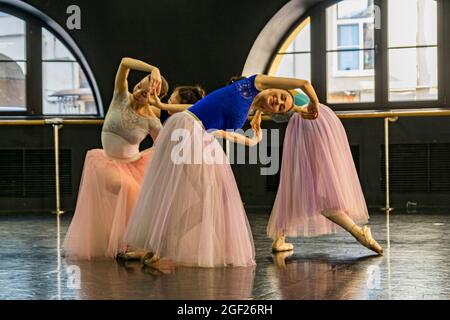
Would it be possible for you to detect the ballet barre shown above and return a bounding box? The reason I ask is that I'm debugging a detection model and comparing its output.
[0,118,103,217]
[252,107,450,212]
[2,108,450,215]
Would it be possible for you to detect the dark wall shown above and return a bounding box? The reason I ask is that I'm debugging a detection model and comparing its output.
[24,0,290,105]
[0,0,291,212]
[1,0,450,213]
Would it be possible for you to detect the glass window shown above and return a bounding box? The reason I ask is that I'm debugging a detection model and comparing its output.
[42,28,96,115]
[388,0,438,102]
[0,12,26,112]
[327,0,375,104]
[269,18,311,83]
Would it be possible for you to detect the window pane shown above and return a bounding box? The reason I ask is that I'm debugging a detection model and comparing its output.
[327,51,375,103]
[364,50,374,70]
[363,23,374,49]
[0,12,26,60]
[0,61,26,111]
[388,0,437,47]
[273,53,311,82]
[338,24,359,47]
[389,47,438,101]
[327,0,375,51]
[282,19,310,53]
[42,28,75,61]
[337,0,374,19]
[339,51,359,70]
[43,62,96,115]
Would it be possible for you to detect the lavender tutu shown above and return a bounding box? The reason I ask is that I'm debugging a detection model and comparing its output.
[63,149,152,260]
[267,105,369,238]
[125,112,255,267]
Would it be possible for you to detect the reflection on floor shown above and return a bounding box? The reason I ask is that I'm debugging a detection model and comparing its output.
[0,211,449,299]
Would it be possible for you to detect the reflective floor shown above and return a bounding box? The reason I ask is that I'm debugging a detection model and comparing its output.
[0,211,449,300]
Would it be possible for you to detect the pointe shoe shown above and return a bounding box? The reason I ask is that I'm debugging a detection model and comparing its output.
[116,251,145,261]
[354,225,384,256]
[272,236,294,253]
[141,252,160,266]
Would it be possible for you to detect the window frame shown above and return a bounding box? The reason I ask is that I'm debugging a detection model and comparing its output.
[267,0,447,111]
[0,4,101,118]
[334,20,375,77]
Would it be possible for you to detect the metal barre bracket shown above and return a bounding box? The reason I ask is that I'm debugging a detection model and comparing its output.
[45,118,64,125]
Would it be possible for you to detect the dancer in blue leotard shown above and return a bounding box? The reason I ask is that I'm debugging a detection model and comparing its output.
[124,74,320,268]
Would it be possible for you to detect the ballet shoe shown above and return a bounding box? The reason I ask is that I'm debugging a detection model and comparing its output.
[116,251,145,261]
[141,252,160,266]
[272,236,294,253]
[353,225,384,256]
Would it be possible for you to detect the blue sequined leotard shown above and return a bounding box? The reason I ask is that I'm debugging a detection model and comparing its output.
[188,75,259,130]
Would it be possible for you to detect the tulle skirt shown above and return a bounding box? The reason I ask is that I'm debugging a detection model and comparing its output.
[63,148,152,260]
[267,105,369,238]
[125,112,255,267]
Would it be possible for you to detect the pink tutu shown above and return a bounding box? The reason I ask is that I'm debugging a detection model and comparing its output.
[267,105,369,238]
[125,112,255,267]
[63,149,152,260]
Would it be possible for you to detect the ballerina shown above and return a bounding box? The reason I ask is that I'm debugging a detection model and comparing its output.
[63,58,204,260]
[264,90,384,256]
[124,74,320,268]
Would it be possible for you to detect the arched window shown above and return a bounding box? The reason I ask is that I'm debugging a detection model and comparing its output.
[0,5,101,116]
[326,0,376,103]
[0,11,26,111]
[269,17,311,82]
[266,0,444,110]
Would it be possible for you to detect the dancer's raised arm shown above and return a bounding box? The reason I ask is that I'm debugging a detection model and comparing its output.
[114,57,162,95]
[149,88,192,114]
[255,75,320,118]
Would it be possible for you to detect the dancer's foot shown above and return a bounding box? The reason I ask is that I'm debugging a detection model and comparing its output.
[272,236,294,252]
[116,251,146,261]
[141,252,160,266]
[352,225,384,256]
[321,210,383,256]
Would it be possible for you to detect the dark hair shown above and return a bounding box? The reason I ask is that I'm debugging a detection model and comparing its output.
[173,85,206,104]
[160,76,169,98]
[227,76,246,86]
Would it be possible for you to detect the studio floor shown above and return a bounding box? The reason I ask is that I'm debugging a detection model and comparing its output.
[0,210,449,300]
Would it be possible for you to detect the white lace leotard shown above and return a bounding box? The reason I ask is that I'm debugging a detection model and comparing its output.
[101,91,162,161]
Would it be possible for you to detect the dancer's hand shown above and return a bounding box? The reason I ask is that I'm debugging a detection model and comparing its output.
[300,104,319,120]
[250,111,262,132]
[149,68,162,96]
[306,102,319,119]
[149,88,163,109]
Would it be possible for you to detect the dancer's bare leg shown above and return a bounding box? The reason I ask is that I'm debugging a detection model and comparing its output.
[99,164,149,260]
[118,180,148,260]
[272,235,294,252]
[321,209,383,255]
